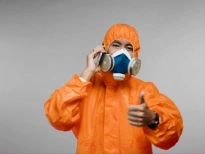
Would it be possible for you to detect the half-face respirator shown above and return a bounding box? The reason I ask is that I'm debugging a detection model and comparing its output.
[98,48,141,80]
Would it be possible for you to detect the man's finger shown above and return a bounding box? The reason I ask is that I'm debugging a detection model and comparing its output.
[90,45,104,53]
[140,102,148,109]
[128,105,144,111]
[128,116,144,122]
[128,111,146,118]
[139,91,145,104]
[129,121,144,127]
[128,103,149,111]
[139,91,149,109]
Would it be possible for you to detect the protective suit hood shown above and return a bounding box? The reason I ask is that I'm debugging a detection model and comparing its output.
[103,23,141,58]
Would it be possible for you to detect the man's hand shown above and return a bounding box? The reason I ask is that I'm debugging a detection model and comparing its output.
[80,45,106,81]
[128,92,156,127]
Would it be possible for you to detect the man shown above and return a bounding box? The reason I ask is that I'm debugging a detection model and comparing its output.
[44,23,183,154]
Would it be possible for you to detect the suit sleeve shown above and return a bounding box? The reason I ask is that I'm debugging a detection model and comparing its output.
[142,82,184,150]
[44,74,92,131]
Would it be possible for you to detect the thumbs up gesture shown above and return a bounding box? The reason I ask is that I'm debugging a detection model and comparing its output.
[128,92,156,127]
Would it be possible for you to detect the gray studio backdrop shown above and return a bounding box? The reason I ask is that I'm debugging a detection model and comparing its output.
[1,0,205,153]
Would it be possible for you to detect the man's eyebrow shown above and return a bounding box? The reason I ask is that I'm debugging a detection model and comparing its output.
[112,40,133,47]
[112,40,121,44]
[125,42,132,46]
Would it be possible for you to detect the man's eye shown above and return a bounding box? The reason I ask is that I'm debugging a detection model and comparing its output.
[127,47,133,51]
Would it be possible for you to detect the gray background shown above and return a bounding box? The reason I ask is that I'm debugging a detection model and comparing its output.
[1,0,205,153]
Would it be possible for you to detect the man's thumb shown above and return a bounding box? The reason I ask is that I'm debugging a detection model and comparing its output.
[139,91,145,104]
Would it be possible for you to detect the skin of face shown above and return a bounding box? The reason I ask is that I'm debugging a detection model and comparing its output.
[107,39,133,58]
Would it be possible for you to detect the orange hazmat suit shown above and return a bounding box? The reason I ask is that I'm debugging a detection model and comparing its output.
[44,23,183,154]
